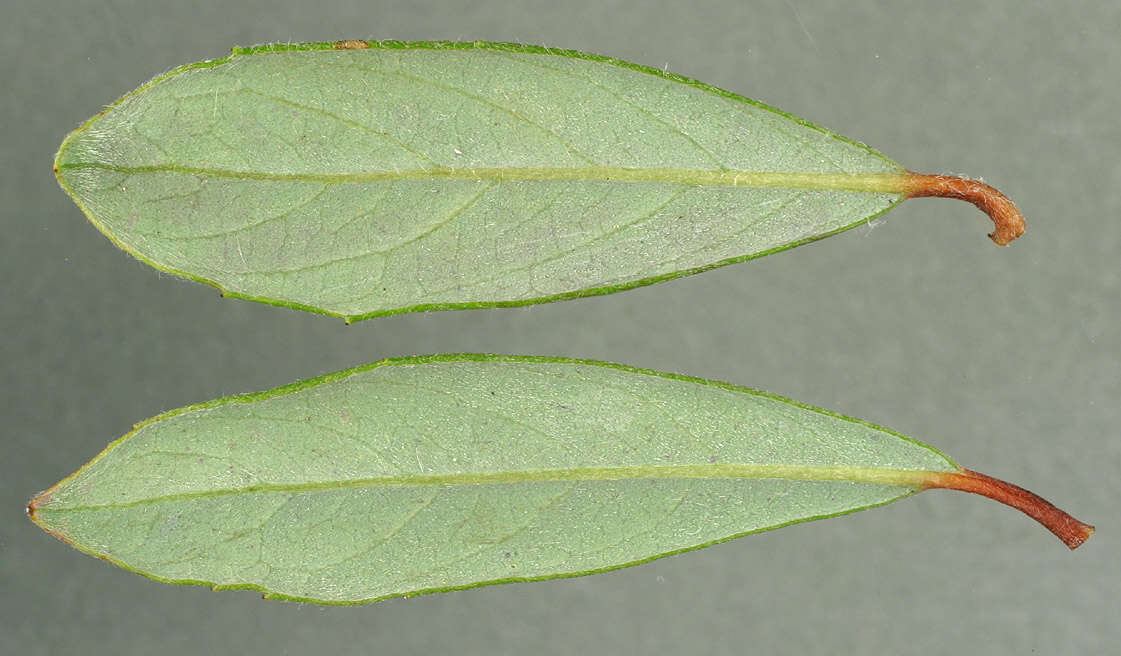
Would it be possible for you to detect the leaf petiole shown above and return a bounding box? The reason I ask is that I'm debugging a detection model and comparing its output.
[902,173,1025,245]
[922,469,1094,549]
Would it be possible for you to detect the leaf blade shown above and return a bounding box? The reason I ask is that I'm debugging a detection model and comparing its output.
[56,41,916,320]
[32,354,970,604]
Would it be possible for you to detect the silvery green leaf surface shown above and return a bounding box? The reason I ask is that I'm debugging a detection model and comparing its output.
[55,41,908,321]
[31,354,962,604]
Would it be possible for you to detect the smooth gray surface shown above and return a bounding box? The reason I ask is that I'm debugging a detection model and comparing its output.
[3,1,1117,654]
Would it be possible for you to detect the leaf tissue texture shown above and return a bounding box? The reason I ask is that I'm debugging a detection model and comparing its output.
[32,355,965,604]
[55,41,911,320]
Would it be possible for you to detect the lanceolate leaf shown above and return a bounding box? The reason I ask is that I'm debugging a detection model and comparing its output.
[55,41,1024,321]
[29,355,1091,605]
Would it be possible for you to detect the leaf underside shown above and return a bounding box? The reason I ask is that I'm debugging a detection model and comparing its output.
[55,41,905,320]
[31,354,955,604]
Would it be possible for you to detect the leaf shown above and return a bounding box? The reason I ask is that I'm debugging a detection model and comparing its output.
[29,354,1091,605]
[55,41,1024,321]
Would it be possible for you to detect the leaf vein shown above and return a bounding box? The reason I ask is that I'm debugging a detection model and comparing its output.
[344,62,599,166]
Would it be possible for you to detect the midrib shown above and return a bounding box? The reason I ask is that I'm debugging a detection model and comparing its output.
[59,162,909,192]
[43,463,939,512]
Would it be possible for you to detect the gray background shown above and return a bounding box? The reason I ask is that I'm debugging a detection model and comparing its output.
[3,1,1117,654]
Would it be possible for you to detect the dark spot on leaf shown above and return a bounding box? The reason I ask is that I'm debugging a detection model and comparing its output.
[334,40,370,50]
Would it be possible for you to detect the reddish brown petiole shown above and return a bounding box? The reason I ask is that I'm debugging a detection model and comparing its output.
[923,469,1094,549]
[902,173,1026,246]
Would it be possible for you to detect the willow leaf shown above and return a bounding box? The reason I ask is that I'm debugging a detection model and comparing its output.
[29,355,1091,605]
[55,41,1024,321]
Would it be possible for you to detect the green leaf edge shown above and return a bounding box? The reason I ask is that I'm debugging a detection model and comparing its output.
[33,352,957,605]
[54,40,907,323]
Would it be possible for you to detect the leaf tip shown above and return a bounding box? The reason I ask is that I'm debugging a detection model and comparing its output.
[924,469,1093,549]
[902,173,1026,246]
[26,489,77,547]
[27,490,48,518]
